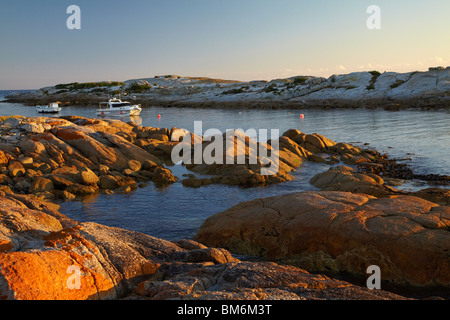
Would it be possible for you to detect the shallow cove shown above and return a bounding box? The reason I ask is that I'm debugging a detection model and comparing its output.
[1,95,449,240]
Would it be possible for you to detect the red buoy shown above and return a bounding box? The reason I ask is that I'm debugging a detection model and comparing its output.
[300,114,304,119]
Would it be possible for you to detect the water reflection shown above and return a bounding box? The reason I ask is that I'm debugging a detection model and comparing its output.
[58,162,326,241]
[97,114,143,126]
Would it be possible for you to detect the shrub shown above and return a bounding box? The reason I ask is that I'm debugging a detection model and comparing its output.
[286,77,308,89]
[222,86,249,95]
[367,71,382,91]
[54,81,125,90]
[264,86,278,93]
[128,83,151,93]
[390,79,406,89]
[292,77,308,85]
[223,88,244,95]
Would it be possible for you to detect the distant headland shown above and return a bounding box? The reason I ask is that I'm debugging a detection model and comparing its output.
[5,67,450,110]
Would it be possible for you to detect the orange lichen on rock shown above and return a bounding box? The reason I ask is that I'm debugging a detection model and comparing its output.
[52,127,88,141]
[43,225,92,250]
[0,250,115,300]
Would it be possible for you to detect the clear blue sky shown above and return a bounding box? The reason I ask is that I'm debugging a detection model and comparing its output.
[1,0,449,89]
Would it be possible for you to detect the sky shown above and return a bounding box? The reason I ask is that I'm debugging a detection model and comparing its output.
[1,0,449,89]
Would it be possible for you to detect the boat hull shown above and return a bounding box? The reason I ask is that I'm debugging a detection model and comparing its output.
[96,106,142,117]
[36,107,62,113]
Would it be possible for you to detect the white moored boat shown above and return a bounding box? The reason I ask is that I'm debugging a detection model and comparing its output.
[36,102,61,113]
[97,98,142,116]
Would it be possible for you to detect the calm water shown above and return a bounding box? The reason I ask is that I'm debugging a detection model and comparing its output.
[0,90,449,240]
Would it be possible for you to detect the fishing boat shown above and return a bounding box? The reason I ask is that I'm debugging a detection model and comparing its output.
[36,102,61,113]
[97,98,142,116]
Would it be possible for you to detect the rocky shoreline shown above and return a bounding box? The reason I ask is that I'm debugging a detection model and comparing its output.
[0,115,448,300]
[5,68,450,110]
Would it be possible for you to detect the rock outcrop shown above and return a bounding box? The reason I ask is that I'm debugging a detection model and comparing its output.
[310,166,449,204]
[6,68,450,109]
[0,116,181,200]
[1,116,446,193]
[310,165,403,197]
[179,129,389,188]
[182,130,298,187]
[196,191,450,290]
[0,193,407,300]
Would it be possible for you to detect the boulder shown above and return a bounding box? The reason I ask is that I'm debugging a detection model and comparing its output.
[29,177,54,193]
[196,191,450,289]
[49,175,75,190]
[0,150,9,167]
[78,167,99,186]
[98,165,109,176]
[2,117,21,128]
[184,131,298,187]
[65,183,98,196]
[309,166,399,197]
[12,177,31,193]
[132,126,170,140]
[51,166,80,182]
[278,136,312,159]
[330,142,361,155]
[282,129,302,140]
[51,125,161,172]
[152,167,178,186]
[171,128,190,142]
[182,177,213,188]
[99,175,120,190]
[7,161,25,178]
[137,139,178,159]
[184,248,238,264]
[290,133,336,153]
[0,174,11,185]
[413,188,450,205]
[21,123,45,134]
[17,156,33,168]
[127,160,142,172]
[142,159,158,171]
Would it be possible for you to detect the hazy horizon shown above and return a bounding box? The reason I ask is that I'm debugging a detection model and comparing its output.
[1,0,449,90]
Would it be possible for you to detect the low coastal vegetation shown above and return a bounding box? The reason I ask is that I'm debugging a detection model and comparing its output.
[366,70,382,90]
[54,81,125,90]
[222,87,248,95]
[128,82,151,93]
[286,76,309,88]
